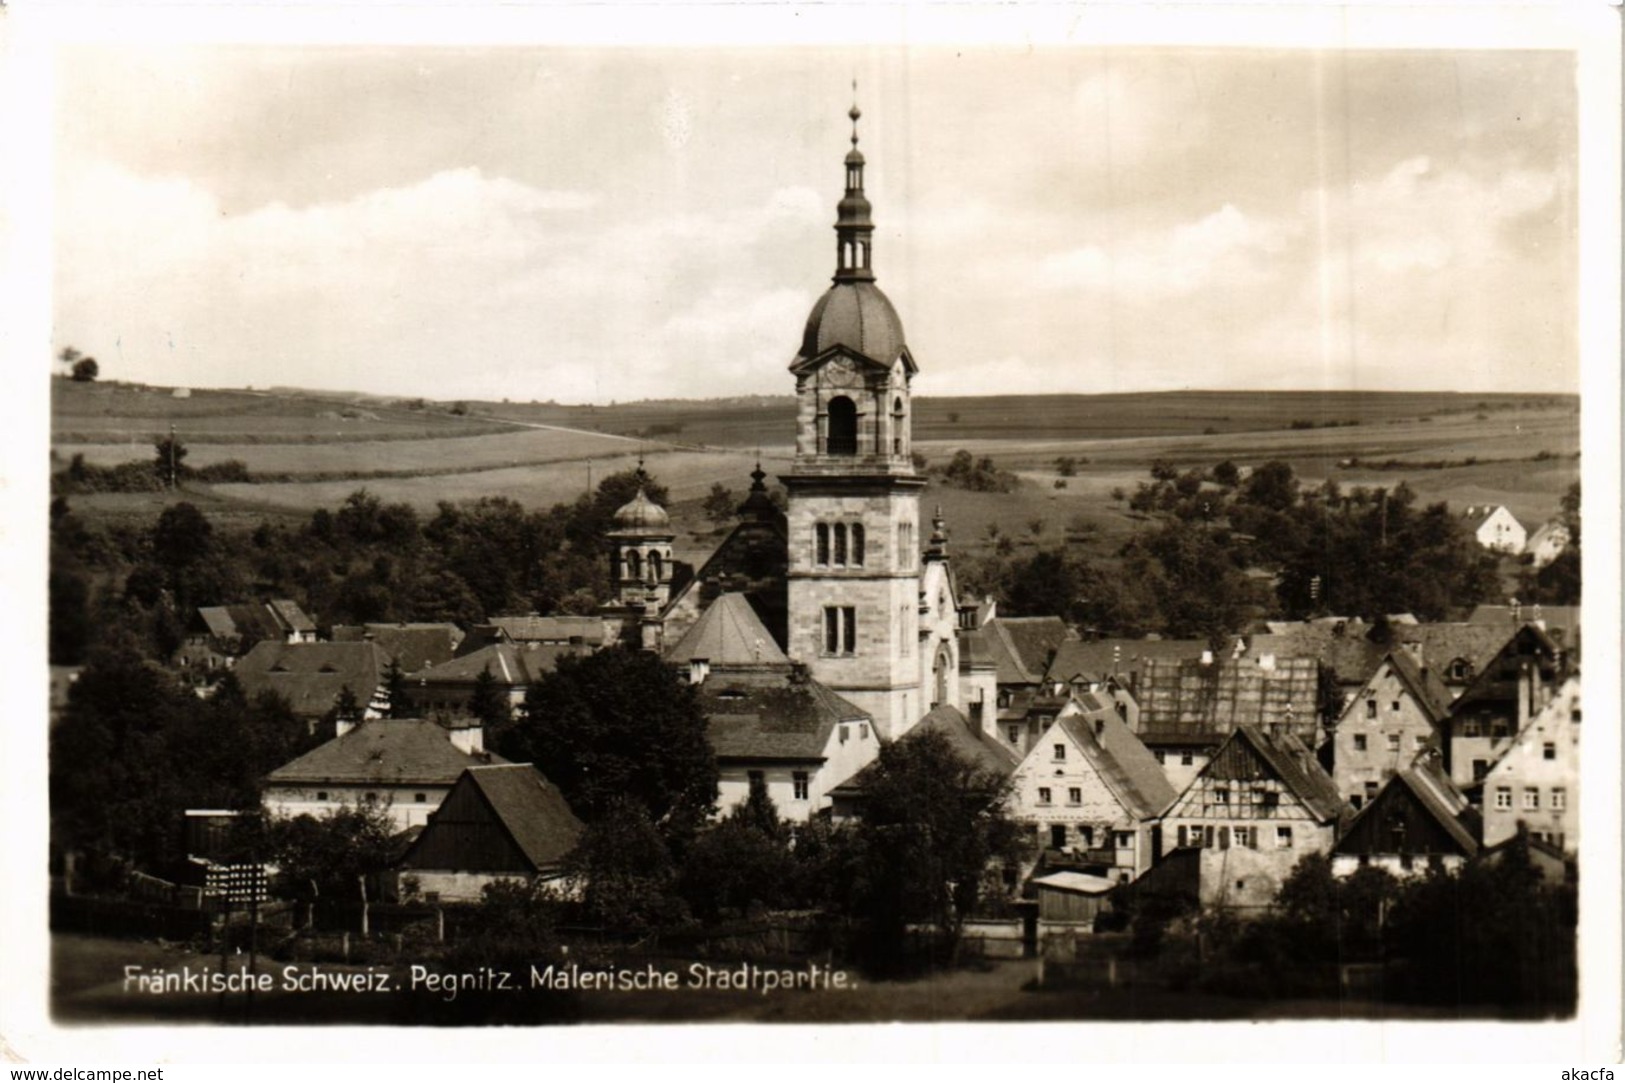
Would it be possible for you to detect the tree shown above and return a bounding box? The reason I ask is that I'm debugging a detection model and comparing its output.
[382,658,407,718]
[1211,460,1241,488]
[564,797,684,931]
[494,647,717,838]
[839,729,1027,969]
[467,664,512,729]
[678,795,794,922]
[271,803,397,903]
[71,357,100,382]
[153,435,188,488]
[702,482,736,525]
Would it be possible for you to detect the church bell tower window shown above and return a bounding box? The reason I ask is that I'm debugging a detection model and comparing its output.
[827,396,858,455]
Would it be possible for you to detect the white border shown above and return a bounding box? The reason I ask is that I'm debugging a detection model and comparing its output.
[2,1,1619,1068]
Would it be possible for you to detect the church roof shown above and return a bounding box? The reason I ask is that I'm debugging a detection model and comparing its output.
[793,282,913,371]
[665,592,789,667]
[611,487,671,533]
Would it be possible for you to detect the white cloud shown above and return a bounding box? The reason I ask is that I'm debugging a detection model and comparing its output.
[1036,203,1293,297]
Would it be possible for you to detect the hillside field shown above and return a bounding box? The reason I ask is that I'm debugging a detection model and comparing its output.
[51,382,1579,561]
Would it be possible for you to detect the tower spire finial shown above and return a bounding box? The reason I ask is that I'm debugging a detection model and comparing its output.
[833,91,875,283]
[850,80,861,146]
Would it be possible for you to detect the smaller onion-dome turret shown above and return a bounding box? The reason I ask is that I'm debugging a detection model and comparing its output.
[612,487,671,535]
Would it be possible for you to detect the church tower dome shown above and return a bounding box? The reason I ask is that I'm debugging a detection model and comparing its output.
[791,101,917,379]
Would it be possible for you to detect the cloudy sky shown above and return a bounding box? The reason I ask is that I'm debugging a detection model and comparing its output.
[52,44,1578,402]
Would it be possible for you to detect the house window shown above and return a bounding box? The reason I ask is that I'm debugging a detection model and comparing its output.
[1053,743,1066,761]
[1036,787,1054,806]
[1462,720,1482,737]
[1049,825,1066,849]
[1472,760,1490,781]
[1523,787,1539,810]
[415,793,426,803]
[1154,750,1166,764]
[1551,787,1566,810]
[316,791,328,801]
[1351,795,1364,811]
[1413,735,1427,749]
[1115,831,1132,849]
[1386,733,1401,752]
[816,523,830,565]
[1494,786,1512,810]
[748,770,766,800]
[1366,700,1377,719]
[1543,742,1556,761]
[1391,701,1401,712]
[1067,787,1082,806]
[1490,720,1508,739]
[1080,825,1094,847]
[1180,751,1194,767]
[1276,827,1293,848]
[1214,787,1230,804]
[823,606,856,655]
[792,772,810,801]
[1353,734,1368,752]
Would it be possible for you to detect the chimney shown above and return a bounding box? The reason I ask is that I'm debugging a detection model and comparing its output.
[1259,653,1276,672]
[447,718,485,756]
[689,658,710,686]
[1515,660,1532,735]
[1200,650,1214,666]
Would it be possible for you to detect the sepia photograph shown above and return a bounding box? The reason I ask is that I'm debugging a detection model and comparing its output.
[3,0,1621,1066]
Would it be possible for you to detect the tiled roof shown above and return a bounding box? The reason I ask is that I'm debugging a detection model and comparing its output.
[1056,714,1176,820]
[332,623,465,673]
[1334,765,1479,858]
[1245,630,1381,687]
[1045,637,1214,685]
[464,764,584,870]
[1467,605,1580,647]
[411,642,587,687]
[235,640,389,717]
[1384,649,1453,723]
[979,617,1073,685]
[1135,656,1320,746]
[267,717,506,786]
[195,600,315,642]
[487,614,605,645]
[665,592,789,667]
[699,669,870,761]
[957,626,997,672]
[1030,870,1116,895]
[1231,725,1345,823]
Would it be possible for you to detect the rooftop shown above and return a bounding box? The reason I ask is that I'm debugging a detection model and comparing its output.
[267,717,506,787]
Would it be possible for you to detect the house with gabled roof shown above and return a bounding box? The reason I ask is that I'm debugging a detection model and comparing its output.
[1161,724,1347,910]
[264,716,506,830]
[1042,636,1214,695]
[1331,760,1479,878]
[699,666,878,822]
[1461,504,1526,554]
[1010,710,1175,883]
[391,764,583,903]
[1480,677,1580,854]
[233,640,390,722]
[1440,623,1568,791]
[1523,520,1572,569]
[174,598,319,683]
[1330,648,1453,810]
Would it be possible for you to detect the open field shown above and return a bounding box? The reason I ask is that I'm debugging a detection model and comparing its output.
[52,379,519,444]
[52,386,1578,549]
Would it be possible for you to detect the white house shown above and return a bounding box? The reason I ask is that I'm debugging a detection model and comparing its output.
[263,717,504,830]
[1009,711,1175,883]
[1461,505,1527,555]
[1525,520,1571,568]
[1481,677,1580,854]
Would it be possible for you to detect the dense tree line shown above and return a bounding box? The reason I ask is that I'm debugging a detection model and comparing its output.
[962,458,1506,642]
[48,467,667,666]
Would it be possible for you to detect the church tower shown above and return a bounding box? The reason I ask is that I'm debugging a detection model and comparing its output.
[783,100,925,740]
[604,463,674,652]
